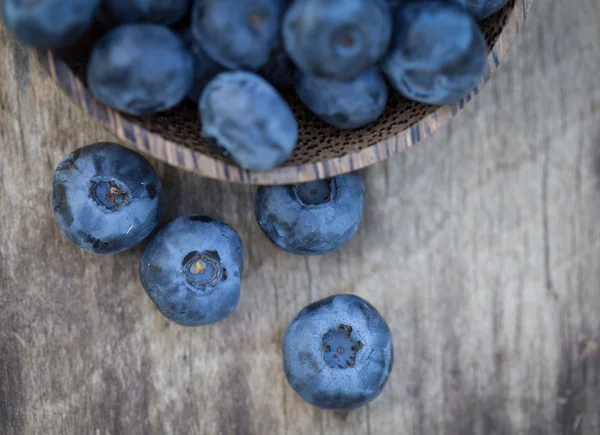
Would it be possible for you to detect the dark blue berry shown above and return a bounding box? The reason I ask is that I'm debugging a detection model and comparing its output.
[1,0,100,48]
[87,24,195,116]
[296,67,388,129]
[98,0,191,26]
[453,0,510,20]
[139,215,244,326]
[283,294,393,410]
[52,142,163,255]
[191,0,284,70]
[254,173,365,255]
[382,0,487,105]
[283,0,392,80]
[179,26,225,103]
[199,71,298,171]
[261,50,297,89]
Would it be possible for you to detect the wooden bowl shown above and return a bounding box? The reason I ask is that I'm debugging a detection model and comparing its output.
[34,0,533,185]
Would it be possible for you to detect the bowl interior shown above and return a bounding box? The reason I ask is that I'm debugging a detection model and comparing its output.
[52,2,515,168]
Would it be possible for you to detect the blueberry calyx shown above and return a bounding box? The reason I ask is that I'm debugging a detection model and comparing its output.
[90,180,130,211]
[292,179,336,206]
[249,12,265,29]
[182,251,223,293]
[334,27,361,56]
[322,324,363,369]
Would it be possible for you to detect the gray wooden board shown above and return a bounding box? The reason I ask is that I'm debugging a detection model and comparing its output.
[1,0,600,433]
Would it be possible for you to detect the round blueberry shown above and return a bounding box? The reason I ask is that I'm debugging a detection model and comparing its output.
[254,173,365,255]
[283,294,393,410]
[296,67,388,129]
[283,0,392,80]
[98,0,191,26]
[454,0,510,21]
[191,0,284,70]
[139,215,244,326]
[1,0,101,48]
[52,142,163,255]
[87,24,195,116]
[382,0,487,105]
[199,71,298,171]
[178,26,225,103]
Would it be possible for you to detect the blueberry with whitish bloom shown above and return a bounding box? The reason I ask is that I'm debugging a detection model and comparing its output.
[52,142,163,255]
[283,294,394,410]
[283,0,392,80]
[199,71,298,171]
[1,0,101,48]
[87,24,195,116]
[139,215,244,326]
[191,0,284,70]
[296,67,388,129]
[254,173,365,255]
[382,0,488,105]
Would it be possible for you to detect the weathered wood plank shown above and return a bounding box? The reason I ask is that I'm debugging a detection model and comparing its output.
[1,0,600,433]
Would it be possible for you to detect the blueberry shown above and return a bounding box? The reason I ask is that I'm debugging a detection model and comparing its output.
[191,0,284,70]
[283,294,393,410]
[453,0,510,21]
[98,0,191,26]
[261,50,297,89]
[52,142,163,255]
[1,0,101,48]
[296,67,388,129]
[254,173,365,255]
[199,71,298,171]
[282,0,392,80]
[139,215,244,326]
[87,24,195,116]
[179,27,225,103]
[382,0,487,105]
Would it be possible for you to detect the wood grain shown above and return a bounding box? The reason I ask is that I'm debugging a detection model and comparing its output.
[1,0,600,433]
[33,0,533,185]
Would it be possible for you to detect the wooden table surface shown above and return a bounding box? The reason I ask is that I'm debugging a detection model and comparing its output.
[1,1,599,434]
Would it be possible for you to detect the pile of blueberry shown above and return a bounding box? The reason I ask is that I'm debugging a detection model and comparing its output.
[3,0,507,171]
[4,0,509,413]
[51,141,379,410]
